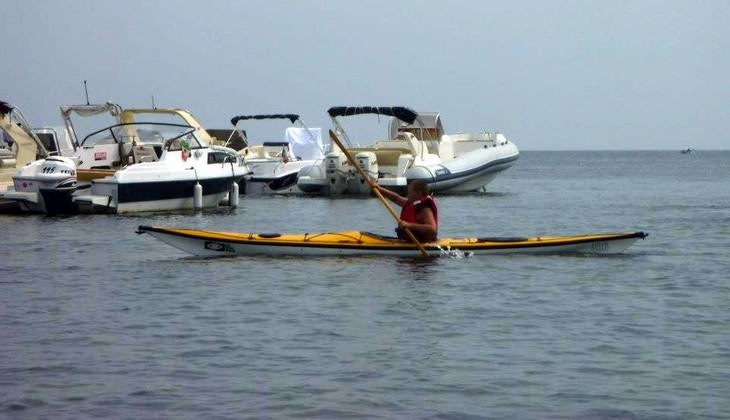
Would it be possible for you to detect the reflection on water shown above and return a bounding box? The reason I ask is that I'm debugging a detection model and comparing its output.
[394,256,441,280]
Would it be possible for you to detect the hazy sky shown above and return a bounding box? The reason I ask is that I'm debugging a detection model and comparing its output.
[2,0,728,150]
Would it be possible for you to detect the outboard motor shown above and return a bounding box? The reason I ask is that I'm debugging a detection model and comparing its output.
[354,151,378,195]
[325,152,346,194]
[14,156,77,192]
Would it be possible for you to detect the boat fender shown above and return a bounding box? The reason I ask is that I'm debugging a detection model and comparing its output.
[229,182,239,207]
[193,182,203,209]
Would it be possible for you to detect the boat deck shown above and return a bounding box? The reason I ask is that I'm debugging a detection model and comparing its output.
[0,180,12,193]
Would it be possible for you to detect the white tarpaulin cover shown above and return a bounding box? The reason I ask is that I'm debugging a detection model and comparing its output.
[285,127,323,160]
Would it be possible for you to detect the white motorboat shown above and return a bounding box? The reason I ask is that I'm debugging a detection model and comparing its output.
[0,100,54,212]
[72,121,246,214]
[226,114,323,195]
[1,102,122,213]
[5,103,247,214]
[296,106,519,195]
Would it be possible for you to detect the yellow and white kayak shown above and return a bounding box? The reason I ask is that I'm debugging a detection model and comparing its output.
[137,225,648,257]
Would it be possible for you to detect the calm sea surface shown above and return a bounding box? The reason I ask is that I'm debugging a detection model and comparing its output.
[1,151,728,419]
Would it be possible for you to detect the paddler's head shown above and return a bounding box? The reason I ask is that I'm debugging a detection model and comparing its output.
[407,180,429,201]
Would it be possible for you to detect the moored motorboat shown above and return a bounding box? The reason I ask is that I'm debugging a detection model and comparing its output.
[6,103,248,214]
[1,102,123,213]
[296,106,519,195]
[72,122,246,213]
[0,100,54,213]
[137,225,648,257]
[225,113,323,195]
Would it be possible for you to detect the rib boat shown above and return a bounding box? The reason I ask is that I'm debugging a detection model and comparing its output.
[137,226,648,257]
[296,106,519,195]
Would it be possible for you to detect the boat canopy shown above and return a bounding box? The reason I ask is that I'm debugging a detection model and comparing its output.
[1,100,50,160]
[231,114,299,126]
[80,122,196,149]
[390,111,444,140]
[61,102,123,147]
[61,102,122,119]
[327,106,418,124]
[0,100,14,115]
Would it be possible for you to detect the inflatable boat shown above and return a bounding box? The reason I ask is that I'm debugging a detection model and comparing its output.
[296,106,519,195]
[137,226,648,257]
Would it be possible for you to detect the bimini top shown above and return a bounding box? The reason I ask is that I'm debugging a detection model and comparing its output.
[230,114,300,126]
[0,100,14,115]
[61,102,122,119]
[327,106,418,124]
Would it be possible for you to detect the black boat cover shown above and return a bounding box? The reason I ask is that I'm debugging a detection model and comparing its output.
[0,101,13,115]
[327,106,418,124]
[230,114,299,126]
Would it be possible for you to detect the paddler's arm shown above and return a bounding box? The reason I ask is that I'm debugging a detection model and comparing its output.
[399,207,437,238]
[372,184,407,207]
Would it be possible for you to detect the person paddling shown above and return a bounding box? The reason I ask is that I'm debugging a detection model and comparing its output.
[373,180,438,242]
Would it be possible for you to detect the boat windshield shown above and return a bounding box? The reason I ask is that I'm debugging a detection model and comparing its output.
[81,122,197,148]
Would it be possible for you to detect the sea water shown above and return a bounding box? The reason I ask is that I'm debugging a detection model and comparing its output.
[1,151,728,419]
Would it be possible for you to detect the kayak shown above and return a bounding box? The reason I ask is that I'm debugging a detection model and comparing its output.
[136,225,648,257]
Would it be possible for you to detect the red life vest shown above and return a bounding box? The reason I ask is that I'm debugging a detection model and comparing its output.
[398,194,439,241]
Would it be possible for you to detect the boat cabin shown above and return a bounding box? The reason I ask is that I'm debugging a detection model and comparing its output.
[78,122,198,169]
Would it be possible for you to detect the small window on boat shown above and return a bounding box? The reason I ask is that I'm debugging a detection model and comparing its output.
[208,152,233,164]
[35,132,59,153]
[165,132,201,151]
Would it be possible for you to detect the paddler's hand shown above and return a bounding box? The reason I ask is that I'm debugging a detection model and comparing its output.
[398,219,412,229]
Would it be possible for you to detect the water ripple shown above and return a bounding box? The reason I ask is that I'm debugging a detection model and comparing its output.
[1,151,728,419]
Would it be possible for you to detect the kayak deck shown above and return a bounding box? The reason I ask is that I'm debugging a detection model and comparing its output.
[137,226,648,257]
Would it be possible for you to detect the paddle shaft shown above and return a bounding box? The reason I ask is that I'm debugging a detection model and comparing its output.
[328,130,429,256]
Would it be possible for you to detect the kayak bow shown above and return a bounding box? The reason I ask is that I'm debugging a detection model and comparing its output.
[137,226,648,257]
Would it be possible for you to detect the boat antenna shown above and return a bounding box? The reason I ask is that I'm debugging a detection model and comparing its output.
[83,80,90,105]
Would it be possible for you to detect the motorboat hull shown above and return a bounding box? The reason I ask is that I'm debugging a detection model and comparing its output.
[406,144,519,193]
[242,158,317,195]
[245,174,305,195]
[1,180,78,214]
[75,176,243,214]
[243,159,313,195]
[137,226,648,257]
[293,177,328,195]
[297,135,519,196]
[4,185,81,215]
